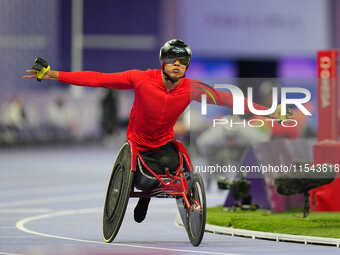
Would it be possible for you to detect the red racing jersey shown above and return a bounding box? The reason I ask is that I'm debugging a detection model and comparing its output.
[59,69,267,150]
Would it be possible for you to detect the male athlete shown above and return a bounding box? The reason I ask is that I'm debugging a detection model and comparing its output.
[24,39,283,223]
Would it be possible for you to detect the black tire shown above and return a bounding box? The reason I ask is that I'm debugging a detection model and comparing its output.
[102,143,134,243]
[177,172,206,246]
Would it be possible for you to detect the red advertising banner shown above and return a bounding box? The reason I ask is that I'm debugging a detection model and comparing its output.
[317,50,339,141]
[311,50,340,211]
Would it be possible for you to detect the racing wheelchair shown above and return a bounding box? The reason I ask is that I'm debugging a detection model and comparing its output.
[102,140,206,246]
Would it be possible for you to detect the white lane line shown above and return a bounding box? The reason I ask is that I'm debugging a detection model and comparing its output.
[0,35,47,49]
[0,193,102,208]
[16,208,240,255]
[83,35,156,50]
[0,209,52,213]
[0,236,40,239]
[0,252,24,255]
[0,184,103,196]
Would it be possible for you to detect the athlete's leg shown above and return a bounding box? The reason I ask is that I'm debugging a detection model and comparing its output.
[134,142,179,223]
[134,197,151,223]
[140,142,179,174]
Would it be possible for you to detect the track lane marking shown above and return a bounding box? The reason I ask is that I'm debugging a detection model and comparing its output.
[0,184,103,196]
[0,193,102,208]
[0,252,24,255]
[0,208,52,213]
[16,208,240,255]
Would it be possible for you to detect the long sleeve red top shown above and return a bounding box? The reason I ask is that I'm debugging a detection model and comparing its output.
[59,69,267,150]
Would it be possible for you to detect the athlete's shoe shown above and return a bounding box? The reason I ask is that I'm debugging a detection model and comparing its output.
[134,197,151,223]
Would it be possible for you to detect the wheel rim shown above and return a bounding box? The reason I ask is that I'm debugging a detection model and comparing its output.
[105,164,123,221]
[188,182,204,239]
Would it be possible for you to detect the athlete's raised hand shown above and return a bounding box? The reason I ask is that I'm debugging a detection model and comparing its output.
[270,104,295,121]
[23,57,58,81]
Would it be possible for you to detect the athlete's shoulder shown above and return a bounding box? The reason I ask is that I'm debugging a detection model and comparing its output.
[127,69,160,79]
[144,69,162,79]
[124,69,145,76]
[188,78,213,88]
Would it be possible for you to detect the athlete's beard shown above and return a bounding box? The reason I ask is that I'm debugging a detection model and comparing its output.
[162,67,185,83]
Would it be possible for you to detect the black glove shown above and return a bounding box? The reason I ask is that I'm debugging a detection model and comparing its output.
[32,57,50,82]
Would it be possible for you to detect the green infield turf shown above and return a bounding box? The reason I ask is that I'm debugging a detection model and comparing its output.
[207,206,340,238]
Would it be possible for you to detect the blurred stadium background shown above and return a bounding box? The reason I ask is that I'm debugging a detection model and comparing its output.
[1,0,339,146]
[1,1,340,253]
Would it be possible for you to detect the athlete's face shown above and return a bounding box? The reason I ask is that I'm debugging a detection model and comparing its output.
[163,59,187,80]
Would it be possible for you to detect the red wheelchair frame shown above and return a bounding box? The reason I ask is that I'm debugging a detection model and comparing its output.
[127,140,199,210]
[102,139,206,246]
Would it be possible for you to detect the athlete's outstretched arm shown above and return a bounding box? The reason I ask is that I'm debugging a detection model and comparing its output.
[191,80,284,119]
[191,80,267,112]
[24,69,137,90]
[24,69,59,80]
[24,58,137,90]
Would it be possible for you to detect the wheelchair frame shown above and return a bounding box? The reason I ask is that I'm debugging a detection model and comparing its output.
[103,140,206,246]
[128,140,197,210]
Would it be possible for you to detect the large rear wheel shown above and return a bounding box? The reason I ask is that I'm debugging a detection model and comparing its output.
[102,143,134,243]
[177,172,206,246]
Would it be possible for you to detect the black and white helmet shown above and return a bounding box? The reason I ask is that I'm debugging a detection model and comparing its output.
[159,39,192,67]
